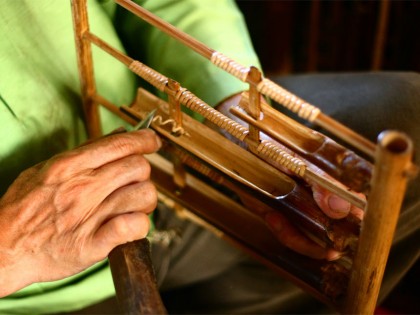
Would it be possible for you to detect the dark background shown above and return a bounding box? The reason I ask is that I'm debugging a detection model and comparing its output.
[237,0,420,76]
[236,1,420,314]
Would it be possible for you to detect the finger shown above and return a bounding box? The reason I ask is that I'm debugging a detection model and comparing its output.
[350,205,364,221]
[265,211,341,260]
[312,184,351,219]
[96,181,157,223]
[91,154,152,196]
[45,129,161,178]
[79,127,127,147]
[49,154,153,217]
[77,129,161,168]
[91,212,151,261]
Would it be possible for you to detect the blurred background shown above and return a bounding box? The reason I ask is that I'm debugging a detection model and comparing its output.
[237,0,420,76]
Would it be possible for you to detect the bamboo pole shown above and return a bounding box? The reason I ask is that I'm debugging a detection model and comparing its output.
[344,130,414,314]
[71,0,101,138]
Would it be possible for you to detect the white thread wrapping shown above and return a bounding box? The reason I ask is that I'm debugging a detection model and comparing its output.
[175,87,248,141]
[257,78,321,122]
[258,140,306,177]
[129,61,168,92]
[211,51,250,82]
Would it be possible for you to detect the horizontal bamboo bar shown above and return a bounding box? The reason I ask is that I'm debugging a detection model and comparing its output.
[85,32,133,66]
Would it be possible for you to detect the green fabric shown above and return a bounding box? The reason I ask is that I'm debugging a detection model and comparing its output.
[0,0,259,313]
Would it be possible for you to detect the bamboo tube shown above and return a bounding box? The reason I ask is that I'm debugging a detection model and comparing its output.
[344,130,413,314]
[71,0,101,138]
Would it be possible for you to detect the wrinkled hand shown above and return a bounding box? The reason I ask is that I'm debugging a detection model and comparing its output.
[0,129,161,297]
[215,93,364,261]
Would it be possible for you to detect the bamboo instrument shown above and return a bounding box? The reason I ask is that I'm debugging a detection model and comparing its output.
[70,0,417,314]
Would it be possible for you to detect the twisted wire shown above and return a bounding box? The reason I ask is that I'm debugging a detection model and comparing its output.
[258,140,306,177]
[129,60,168,92]
[152,115,189,136]
[175,88,249,141]
[211,51,250,82]
[257,78,321,122]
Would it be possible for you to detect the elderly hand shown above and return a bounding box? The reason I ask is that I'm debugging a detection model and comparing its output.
[215,93,365,261]
[0,129,161,297]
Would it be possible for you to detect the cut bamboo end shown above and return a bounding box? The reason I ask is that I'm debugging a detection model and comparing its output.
[343,130,413,315]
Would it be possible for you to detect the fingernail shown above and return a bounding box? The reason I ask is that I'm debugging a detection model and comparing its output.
[265,212,282,232]
[137,129,162,149]
[326,250,344,261]
[156,135,162,149]
[151,131,162,149]
[328,195,351,215]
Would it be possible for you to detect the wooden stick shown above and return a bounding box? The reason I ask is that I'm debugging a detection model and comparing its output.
[71,0,101,138]
[109,239,167,315]
[344,130,414,314]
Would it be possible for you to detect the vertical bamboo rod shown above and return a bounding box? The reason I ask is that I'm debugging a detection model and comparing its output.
[71,0,101,138]
[344,130,413,314]
[247,67,262,142]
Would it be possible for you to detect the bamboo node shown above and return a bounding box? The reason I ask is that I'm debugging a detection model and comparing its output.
[129,61,168,92]
[257,78,321,122]
[258,140,306,176]
[211,51,250,82]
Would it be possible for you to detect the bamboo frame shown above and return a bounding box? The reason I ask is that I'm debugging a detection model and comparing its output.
[70,1,416,314]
